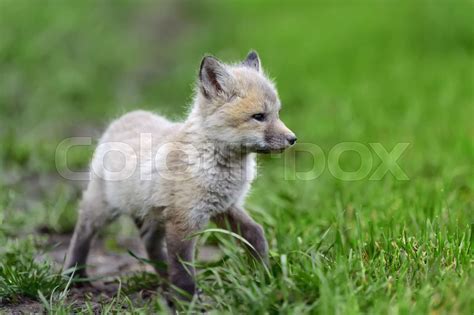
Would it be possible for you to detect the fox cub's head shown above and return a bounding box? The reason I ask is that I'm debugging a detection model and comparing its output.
[194,51,296,153]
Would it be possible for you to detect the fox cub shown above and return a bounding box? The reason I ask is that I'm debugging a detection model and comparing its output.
[65,51,296,299]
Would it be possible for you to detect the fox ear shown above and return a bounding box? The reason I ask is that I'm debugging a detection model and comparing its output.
[242,50,261,72]
[199,56,233,99]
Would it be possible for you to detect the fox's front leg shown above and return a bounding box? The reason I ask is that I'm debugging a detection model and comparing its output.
[165,218,204,300]
[213,206,269,264]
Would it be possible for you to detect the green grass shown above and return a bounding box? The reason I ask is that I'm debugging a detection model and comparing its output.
[0,237,66,304]
[0,0,473,313]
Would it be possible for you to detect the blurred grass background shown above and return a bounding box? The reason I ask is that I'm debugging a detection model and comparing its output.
[0,0,473,313]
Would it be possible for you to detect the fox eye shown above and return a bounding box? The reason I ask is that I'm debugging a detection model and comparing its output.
[252,113,266,122]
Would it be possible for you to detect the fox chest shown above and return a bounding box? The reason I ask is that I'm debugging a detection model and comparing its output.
[193,157,255,215]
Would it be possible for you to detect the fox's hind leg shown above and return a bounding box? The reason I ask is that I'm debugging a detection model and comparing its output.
[134,217,168,279]
[65,186,117,279]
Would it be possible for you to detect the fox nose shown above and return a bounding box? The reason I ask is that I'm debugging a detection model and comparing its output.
[287,136,297,145]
